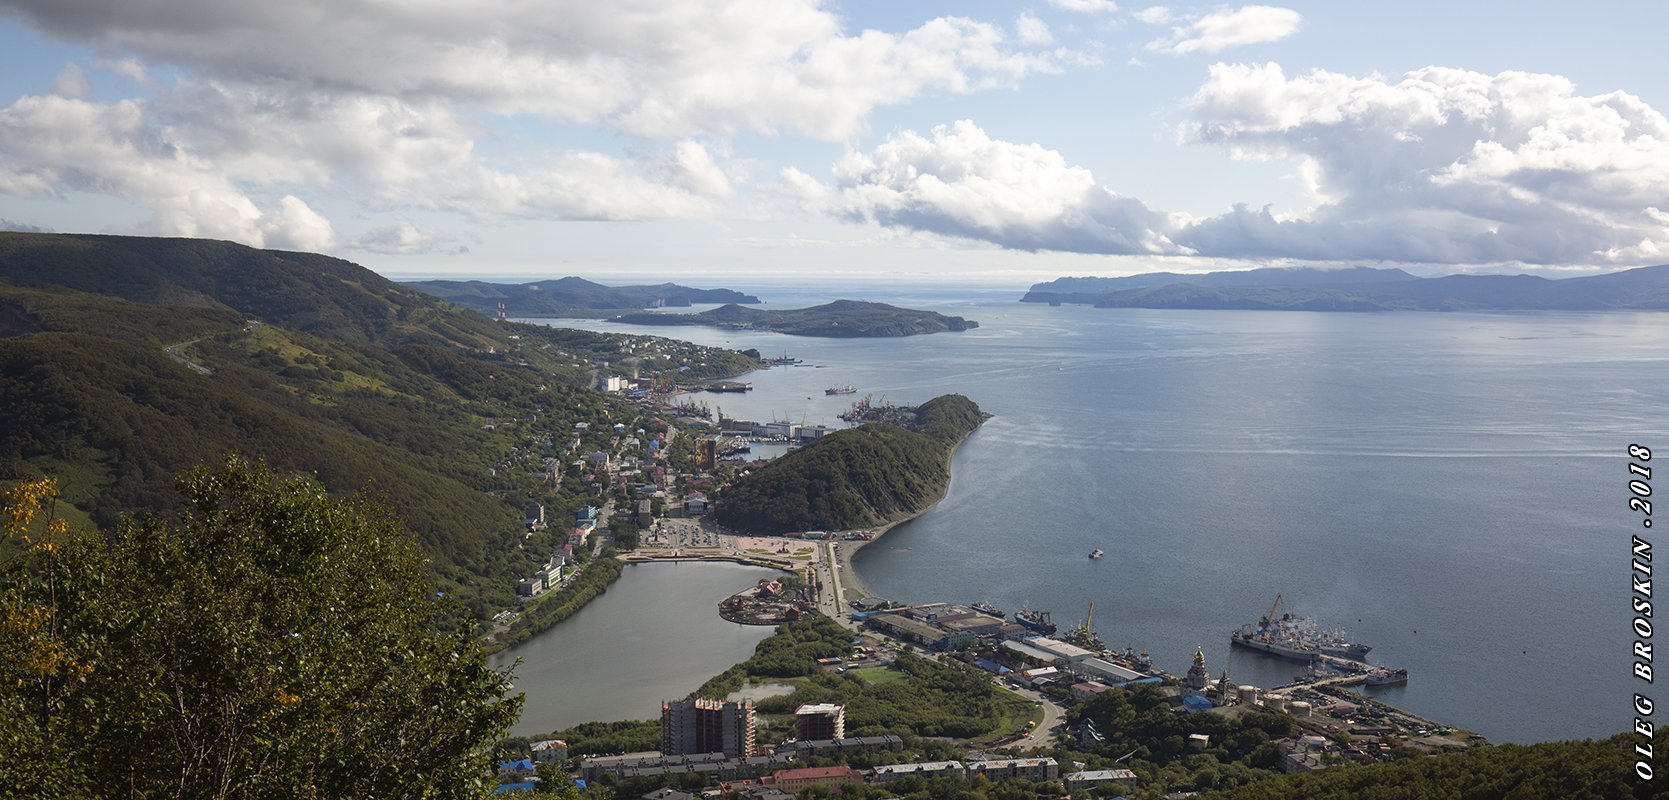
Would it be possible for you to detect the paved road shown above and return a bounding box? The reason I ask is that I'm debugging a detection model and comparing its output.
[1010,684,1066,750]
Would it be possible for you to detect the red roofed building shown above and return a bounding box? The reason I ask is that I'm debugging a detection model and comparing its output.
[767,765,863,791]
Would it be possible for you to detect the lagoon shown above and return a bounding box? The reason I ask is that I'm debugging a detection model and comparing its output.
[494,560,782,736]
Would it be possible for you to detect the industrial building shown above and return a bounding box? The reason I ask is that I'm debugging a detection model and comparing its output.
[660,698,756,758]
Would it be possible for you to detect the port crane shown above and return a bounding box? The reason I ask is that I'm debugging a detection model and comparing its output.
[1261,593,1284,626]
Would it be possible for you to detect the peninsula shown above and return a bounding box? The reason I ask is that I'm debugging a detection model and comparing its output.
[1022,264,1669,311]
[405,276,761,317]
[614,299,980,337]
[713,394,985,533]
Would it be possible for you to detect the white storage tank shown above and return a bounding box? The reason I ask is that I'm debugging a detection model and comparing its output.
[1263,693,1288,712]
[1237,685,1259,705]
[1289,701,1313,718]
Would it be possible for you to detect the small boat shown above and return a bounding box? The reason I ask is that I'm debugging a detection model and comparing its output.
[1365,668,1408,686]
[972,601,1006,618]
[1089,549,1104,559]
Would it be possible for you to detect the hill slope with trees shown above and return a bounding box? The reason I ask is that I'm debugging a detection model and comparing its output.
[713,394,985,533]
[0,232,753,616]
[616,299,980,337]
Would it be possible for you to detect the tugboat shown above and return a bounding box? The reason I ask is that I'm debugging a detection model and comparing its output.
[1015,605,1057,635]
[1089,549,1104,559]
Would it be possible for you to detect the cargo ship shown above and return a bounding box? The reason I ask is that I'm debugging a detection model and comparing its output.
[1230,594,1372,663]
[1015,605,1057,635]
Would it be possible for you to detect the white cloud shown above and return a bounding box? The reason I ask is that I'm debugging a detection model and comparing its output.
[0,93,329,247]
[1016,12,1054,46]
[1147,5,1301,55]
[823,65,1669,266]
[356,222,464,255]
[1048,0,1120,13]
[1183,63,1669,263]
[1132,6,1173,24]
[831,120,1182,255]
[50,63,89,99]
[3,0,1064,140]
[96,57,150,85]
[261,195,336,251]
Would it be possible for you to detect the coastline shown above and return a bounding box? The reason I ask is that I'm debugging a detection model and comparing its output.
[829,417,985,606]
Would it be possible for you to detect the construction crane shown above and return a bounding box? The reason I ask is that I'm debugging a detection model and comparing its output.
[1262,593,1284,626]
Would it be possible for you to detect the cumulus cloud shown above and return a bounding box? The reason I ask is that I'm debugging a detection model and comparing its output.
[0,93,334,248]
[1048,0,1120,13]
[831,120,1182,255]
[50,63,89,99]
[1016,12,1053,46]
[356,222,466,255]
[1183,63,1669,263]
[1147,5,1301,55]
[0,218,53,233]
[1132,6,1174,24]
[823,66,1669,266]
[2,0,1062,140]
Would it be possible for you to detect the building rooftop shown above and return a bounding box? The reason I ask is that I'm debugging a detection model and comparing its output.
[874,761,964,775]
[770,766,860,782]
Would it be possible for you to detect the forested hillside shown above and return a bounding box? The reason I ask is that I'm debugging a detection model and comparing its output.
[0,233,752,615]
[713,394,984,533]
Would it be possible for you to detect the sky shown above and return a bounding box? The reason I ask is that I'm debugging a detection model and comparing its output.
[1,1,1667,283]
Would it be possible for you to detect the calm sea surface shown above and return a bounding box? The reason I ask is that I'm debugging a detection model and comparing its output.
[518,287,1669,744]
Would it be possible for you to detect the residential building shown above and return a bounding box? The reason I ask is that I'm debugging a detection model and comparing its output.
[660,698,755,758]
[1063,769,1138,790]
[793,703,845,741]
[766,766,862,791]
[966,758,1059,782]
[872,761,966,783]
[530,739,568,763]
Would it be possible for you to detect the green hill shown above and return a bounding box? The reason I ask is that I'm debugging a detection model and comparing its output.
[713,394,985,533]
[405,276,760,316]
[1022,264,1669,311]
[615,299,980,337]
[0,232,752,616]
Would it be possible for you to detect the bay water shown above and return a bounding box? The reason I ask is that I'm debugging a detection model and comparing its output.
[516,287,1667,744]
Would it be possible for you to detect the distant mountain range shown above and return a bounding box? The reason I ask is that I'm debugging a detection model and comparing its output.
[405,277,760,316]
[614,299,980,337]
[1022,265,1669,311]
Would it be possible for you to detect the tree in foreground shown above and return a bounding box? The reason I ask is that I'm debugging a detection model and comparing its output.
[0,456,520,799]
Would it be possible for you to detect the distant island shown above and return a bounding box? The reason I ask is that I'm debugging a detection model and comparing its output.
[1022,264,1669,311]
[714,394,986,533]
[405,276,760,316]
[615,299,979,337]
